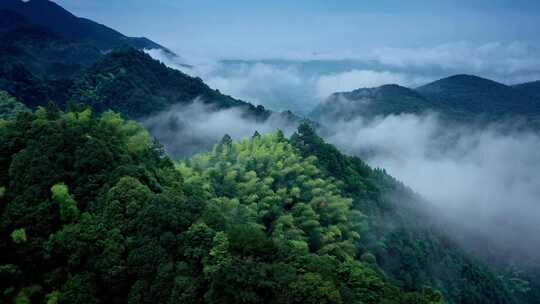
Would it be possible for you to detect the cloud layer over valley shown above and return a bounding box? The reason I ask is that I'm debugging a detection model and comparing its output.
[149,41,540,115]
[146,42,540,266]
[322,112,540,263]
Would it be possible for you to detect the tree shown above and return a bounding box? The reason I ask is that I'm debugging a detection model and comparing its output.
[51,183,80,222]
[11,228,27,244]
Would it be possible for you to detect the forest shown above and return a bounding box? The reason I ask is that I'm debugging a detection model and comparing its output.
[0,103,534,303]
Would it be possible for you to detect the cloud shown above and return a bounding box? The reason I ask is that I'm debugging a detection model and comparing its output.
[147,49,315,114]
[204,63,306,112]
[322,112,540,264]
[142,100,297,157]
[148,42,540,116]
[316,70,431,99]
[369,42,540,84]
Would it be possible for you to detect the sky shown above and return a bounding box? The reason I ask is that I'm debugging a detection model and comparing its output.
[55,0,540,59]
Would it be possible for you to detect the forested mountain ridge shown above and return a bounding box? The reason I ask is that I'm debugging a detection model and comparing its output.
[0,107,446,303]
[0,4,292,122]
[310,84,437,122]
[0,24,103,79]
[0,105,532,303]
[312,75,540,123]
[0,0,170,53]
[68,48,273,120]
[416,74,540,120]
[0,35,280,122]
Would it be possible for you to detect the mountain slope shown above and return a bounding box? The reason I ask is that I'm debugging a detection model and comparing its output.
[513,80,540,101]
[0,9,30,32]
[68,48,273,119]
[0,25,103,79]
[0,108,445,304]
[310,84,437,122]
[416,74,540,120]
[0,0,169,53]
[290,123,525,304]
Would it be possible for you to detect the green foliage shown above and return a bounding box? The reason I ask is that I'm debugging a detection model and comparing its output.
[0,91,29,119]
[186,133,362,259]
[45,291,60,304]
[0,107,533,303]
[14,285,41,304]
[11,228,27,244]
[51,183,80,222]
[68,48,272,119]
[289,273,341,304]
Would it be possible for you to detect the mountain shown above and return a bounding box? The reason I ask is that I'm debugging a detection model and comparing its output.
[313,75,540,123]
[311,84,436,122]
[0,9,30,32]
[513,80,540,101]
[68,48,272,120]
[0,25,103,79]
[0,42,281,122]
[416,74,540,120]
[0,0,170,53]
[0,107,526,303]
[0,2,284,124]
[0,1,288,123]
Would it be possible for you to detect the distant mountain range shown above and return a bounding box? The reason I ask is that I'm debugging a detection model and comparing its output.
[312,74,540,123]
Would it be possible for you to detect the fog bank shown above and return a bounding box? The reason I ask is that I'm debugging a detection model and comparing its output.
[142,101,297,157]
[323,112,540,263]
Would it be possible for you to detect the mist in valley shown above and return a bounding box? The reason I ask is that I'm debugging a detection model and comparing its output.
[144,49,540,268]
[321,111,540,266]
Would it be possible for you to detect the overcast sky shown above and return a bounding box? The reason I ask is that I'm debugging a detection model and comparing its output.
[55,0,540,59]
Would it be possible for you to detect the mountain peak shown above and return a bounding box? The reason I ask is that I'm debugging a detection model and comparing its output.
[311,83,432,121]
[419,74,506,89]
[416,74,540,118]
[0,0,170,53]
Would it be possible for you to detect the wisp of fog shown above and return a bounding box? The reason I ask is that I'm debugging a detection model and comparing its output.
[142,101,297,157]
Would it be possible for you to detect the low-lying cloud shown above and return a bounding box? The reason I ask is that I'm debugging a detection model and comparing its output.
[148,41,540,116]
[142,101,297,157]
[322,112,540,264]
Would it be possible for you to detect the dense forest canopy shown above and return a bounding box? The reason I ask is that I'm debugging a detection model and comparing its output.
[0,105,535,303]
[1,107,448,303]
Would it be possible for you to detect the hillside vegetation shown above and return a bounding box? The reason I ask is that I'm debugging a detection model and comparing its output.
[1,107,446,304]
[0,106,534,303]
